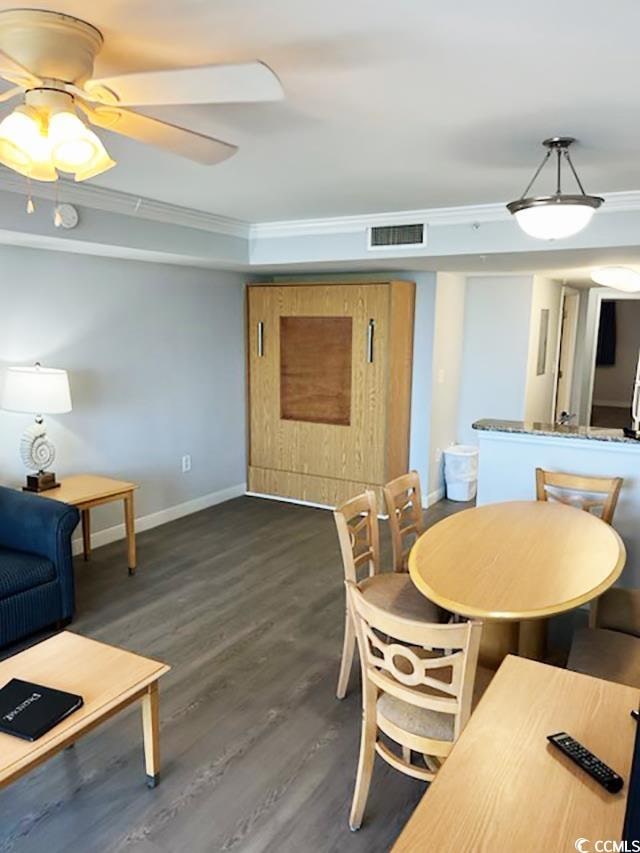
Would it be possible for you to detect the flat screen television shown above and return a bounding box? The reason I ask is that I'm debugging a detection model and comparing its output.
[623,710,640,843]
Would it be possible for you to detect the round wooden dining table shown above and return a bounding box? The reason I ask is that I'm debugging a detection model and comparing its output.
[408,501,626,667]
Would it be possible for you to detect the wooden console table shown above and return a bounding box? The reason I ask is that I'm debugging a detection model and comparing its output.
[393,656,639,851]
[39,475,138,575]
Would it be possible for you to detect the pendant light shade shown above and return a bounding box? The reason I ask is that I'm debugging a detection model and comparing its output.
[507,138,603,240]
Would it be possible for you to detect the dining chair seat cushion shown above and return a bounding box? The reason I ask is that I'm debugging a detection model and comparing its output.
[377,693,455,741]
[567,627,640,689]
[359,573,444,622]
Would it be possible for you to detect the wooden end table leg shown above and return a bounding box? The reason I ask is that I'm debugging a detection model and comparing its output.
[81,509,91,561]
[141,681,160,788]
[124,492,137,576]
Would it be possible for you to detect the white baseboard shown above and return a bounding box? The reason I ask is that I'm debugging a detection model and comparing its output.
[245,490,334,512]
[592,399,630,408]
[423,487,445,508]
[71,482,247,556]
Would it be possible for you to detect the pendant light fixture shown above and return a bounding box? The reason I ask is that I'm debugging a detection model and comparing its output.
[507,137,603,240]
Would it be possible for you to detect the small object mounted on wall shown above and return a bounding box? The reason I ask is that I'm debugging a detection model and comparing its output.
[1,362,72,491]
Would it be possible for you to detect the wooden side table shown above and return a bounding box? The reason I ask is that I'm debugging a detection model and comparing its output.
[39,475,139,575]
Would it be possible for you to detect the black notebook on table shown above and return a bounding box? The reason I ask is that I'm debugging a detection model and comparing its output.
[0,678,83,741]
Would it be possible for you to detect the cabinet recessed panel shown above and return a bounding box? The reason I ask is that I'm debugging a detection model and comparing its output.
[280,316,352,425]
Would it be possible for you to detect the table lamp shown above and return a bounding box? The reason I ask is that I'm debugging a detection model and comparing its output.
[1,363,72,492]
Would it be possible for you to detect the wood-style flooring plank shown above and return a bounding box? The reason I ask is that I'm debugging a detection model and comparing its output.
[0,495,470,853]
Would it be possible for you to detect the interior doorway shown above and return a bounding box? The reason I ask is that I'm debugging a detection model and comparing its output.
[590,297,640,428]
[553,287,579,421]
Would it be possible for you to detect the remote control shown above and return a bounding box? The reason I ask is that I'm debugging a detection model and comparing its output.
[547,732,624,793]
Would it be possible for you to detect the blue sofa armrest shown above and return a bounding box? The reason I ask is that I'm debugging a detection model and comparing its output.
[0,486,80,617]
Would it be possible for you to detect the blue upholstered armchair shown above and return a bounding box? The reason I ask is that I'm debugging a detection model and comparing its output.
[0,486,79,648]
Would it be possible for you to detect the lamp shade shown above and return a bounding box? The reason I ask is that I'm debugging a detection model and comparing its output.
[1,365,72,414]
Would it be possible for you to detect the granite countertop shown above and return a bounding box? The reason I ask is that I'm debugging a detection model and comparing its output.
[472,418,640,445]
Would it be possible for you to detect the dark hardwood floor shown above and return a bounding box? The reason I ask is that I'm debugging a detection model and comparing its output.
[0,495,469,853]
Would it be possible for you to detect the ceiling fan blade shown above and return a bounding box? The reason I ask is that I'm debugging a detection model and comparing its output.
[78,101,238,165]
[0,85,23,104]
[84,61,283,107]
[0,48,40,88]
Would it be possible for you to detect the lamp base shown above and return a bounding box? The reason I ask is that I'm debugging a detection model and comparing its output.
[23,472,60,492]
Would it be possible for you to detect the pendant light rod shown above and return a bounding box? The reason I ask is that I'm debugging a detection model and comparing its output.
[563,148,588,195]
[519,148,552,199]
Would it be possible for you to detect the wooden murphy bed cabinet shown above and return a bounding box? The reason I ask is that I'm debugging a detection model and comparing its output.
[247,281,415,507]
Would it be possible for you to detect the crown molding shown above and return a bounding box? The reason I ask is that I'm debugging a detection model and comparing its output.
[1,165,640,251]
[250,190,640,240]
[0,170,250,238]
[250,204,510,238]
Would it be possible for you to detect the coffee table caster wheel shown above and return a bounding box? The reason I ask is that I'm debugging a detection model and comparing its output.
[146,773,159,788]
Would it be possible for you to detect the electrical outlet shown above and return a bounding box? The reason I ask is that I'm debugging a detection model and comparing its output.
[435,448,442,463]
[181,454,192,473]
[437,368,446,384]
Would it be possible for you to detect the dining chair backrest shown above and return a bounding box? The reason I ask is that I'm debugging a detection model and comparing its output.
[334,490,381,584]
[347,580,481,741]
[535,468,623,525]
[383,471,425,572]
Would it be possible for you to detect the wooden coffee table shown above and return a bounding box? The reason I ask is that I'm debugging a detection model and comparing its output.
[0,632,170,789]
[39,475,138,575]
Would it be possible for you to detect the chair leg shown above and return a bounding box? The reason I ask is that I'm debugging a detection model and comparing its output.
[349,686,377,831]
[337,610,355,699]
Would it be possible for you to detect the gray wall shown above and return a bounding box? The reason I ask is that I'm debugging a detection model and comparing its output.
[457,275,534,444]
[0,246,247,534]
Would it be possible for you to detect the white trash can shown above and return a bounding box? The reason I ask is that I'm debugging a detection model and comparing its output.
[443,445,479,502]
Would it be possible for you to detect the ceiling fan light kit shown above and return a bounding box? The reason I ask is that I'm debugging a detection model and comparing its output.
[0,89,115,181]
[0,8,284,183]
[507,137,604,240]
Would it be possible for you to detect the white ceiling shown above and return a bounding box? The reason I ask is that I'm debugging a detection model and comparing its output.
[2,0,640,222]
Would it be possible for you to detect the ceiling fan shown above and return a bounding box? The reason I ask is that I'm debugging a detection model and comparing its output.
[0,8,284,182]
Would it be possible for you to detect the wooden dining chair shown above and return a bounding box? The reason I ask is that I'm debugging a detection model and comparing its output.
[535,468,623,524]
[346,579,482,831]
[536,468,623,627]
[334,490,443,700]
[383,471,425,573]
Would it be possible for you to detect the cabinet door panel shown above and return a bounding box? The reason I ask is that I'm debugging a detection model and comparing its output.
[249,284,388,484]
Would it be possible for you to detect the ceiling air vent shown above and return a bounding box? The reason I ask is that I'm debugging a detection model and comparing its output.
[367,222,426,250]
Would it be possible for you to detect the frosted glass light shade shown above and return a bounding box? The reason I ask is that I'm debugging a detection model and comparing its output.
[514,203,595,240]
[1,365,72,414]
[0,106,42,175]
[49,110,101,170]
[0,104,116,183]
[591,266,640,292]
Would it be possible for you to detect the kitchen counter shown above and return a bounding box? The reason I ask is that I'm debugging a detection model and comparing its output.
[473,418,639,444]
